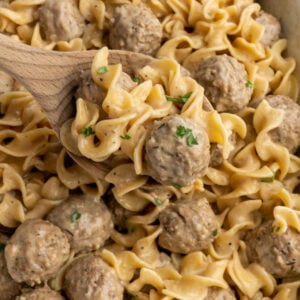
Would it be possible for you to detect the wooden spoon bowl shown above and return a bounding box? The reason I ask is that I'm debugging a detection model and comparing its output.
[0,33,153,178]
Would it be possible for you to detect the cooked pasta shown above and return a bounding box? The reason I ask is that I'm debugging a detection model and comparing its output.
[1,0,300,299]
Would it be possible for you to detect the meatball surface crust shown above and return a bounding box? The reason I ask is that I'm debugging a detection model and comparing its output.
[63,254,124,300]
[5,219,70,286]
[255,10,281,47]
[109,3,163,56]
[46,195,113,253]
[158,197,219,254]
[38,0,85,42]
[145,115,210,186]
[0,234,21,300]
[189,54,252,113]
[16,287,65,300]
[245,220,300,278]
[264,95,300,153]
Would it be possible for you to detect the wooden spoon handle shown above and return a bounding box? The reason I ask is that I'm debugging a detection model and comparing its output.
[0,33,154,179]
[0,34,95,89]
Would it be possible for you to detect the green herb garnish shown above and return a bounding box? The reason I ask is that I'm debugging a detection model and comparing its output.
[97,66,108,74]
[274,226,280,232]
[127,225,136,233]
[166,92,192,104]
[80,126,95,136]
[154,198,163,206]
[70,210,81,222]
[176,125,192,137]
[130,292,138,298]
[260,171,276,183]
[132,76,142,84]
[175,125,198,147]
[245,80,254,88]
[212,229,218,237]
[187,133,199,147]
[120,134,131,140]
[0,243,5,251]
[173,183,182,189]
[179,92,192,103]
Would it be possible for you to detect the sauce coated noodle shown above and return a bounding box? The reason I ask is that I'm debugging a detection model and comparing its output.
[1,0,300,299]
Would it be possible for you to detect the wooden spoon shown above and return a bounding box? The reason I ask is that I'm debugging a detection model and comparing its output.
[0,33,154,178]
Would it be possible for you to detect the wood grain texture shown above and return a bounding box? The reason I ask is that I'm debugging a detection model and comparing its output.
[0,33,153,178]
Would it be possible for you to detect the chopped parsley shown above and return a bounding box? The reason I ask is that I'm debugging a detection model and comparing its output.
[0,242,5,251]
[212,229,218,237]
[120,134,131,140]
[166,92,192,104]
[175,125,198,147]
[173,183,182,189]
[154,198,163,206]
[132,76,142,84]
[129,292,138,298]
[176,125,191,137]
[245,80,254,88]
[260,171,276,183]
[274,226,281,232]
[127,225,136,233]
[70,210,81,222]
[80,126,95,136]
[97,66,108,74]
[187,133,199,147]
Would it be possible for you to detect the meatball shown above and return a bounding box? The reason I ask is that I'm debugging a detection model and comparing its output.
[158,197,219,254]
[76,71,106,105]
[189,54,252,113]
[16,287,65,300]
[5,219,70,286]
[63,254,124,300]
[38,0,85,42]
[109,3,163,56]
[262,95,300,153]
[46,195,113,253]
[209,132,237,167]
[254,10,281,48]
[106,194,135,231]
[0,71,14,94]
[245,220,300,278]
[76,71,136,105]
[204,287,236,300]
[145,115,210,186]
[0,234,21,299]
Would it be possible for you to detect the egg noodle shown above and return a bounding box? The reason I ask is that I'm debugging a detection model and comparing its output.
[1,0,300,299]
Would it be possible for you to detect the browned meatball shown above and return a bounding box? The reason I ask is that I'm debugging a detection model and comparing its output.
[158,197,219,254]
[204,287,236,300]
[38,0,85,42]
[109,3,163,56]
[76,71,106,105]
[189,55,252,113]
[106,194,135,231]
[5,219,70,286]
[254,10,281,48]
[262,95,300,153]
[209,132,237,167]
[0,234,21,299]
[76,71,136,105]
[46,195,113,253]
[245,220,300,278]
[16,287,65,300]
[63,254,124,300]
[145,115,210,186]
